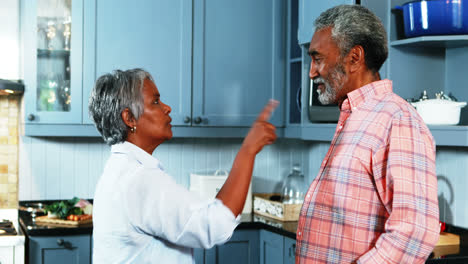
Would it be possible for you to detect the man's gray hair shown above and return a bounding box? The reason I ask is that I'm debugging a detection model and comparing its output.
[314,5,388,73]
[88,68,153,145]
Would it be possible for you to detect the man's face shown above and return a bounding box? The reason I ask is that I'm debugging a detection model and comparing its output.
[308,27,348,105]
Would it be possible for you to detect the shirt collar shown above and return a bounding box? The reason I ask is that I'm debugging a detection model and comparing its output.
[343,79,393,111]
[111,141,162,169]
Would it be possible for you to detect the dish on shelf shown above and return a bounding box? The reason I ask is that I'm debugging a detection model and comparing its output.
[411,99,467,125]
[397,0,468,38]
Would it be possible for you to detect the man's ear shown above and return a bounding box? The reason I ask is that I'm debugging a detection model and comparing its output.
[121,108,136,128]
[348,45,365,73]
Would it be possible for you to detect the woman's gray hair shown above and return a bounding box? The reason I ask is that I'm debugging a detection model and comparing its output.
[88,68,153,145]
[314,5,388,73]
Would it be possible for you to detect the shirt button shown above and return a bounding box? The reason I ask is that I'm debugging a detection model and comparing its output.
[352,107,357,111]
[307,194,310,198]
[298,232,301,236]
[339,125,343,130]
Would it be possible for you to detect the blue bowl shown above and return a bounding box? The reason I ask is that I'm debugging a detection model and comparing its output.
[401,0,468,38]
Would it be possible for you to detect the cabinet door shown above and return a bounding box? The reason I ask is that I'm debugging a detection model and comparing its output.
[205,229,259,264]
[22,0,84,124]
[84,0,192,126]
[193,0,286,127]
[283,236,296,264]
[29,235,91,264]
[298,0,355,44]
[259,230,284,264]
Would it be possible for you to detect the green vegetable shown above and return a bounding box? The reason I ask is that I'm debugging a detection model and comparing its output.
[44,197,84,219]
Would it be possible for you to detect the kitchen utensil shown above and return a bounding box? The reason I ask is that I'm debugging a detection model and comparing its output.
[411,99,467,125]
[190,170,252,214]
[398,0,468,38]
[281,164,306,204]
[19,202,46,222]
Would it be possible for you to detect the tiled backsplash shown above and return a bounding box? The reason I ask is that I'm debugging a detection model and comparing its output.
[0,96,20,208]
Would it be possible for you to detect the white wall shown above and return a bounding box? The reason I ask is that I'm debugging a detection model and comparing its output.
[0,0,21,80]
[19,137,311,200]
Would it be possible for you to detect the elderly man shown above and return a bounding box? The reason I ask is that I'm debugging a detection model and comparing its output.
[296,5,440,264]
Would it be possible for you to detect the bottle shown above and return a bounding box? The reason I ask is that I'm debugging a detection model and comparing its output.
[282,164,306,204]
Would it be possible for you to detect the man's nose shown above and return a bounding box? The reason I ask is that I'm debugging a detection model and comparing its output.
[309,61,318,79]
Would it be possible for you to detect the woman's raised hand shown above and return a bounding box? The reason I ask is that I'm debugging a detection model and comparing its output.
[242,100,279,155]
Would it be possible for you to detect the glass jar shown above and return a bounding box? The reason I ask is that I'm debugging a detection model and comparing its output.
[281,164,306,204]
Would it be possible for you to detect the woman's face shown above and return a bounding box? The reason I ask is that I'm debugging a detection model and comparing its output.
[134,79,172,149]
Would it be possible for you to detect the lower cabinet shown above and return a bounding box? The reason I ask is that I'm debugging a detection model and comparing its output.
[195,229,260,264]
[195,229,296,264]
[283,236,296,264]
[29,234,92,264]
[260,230,284,264]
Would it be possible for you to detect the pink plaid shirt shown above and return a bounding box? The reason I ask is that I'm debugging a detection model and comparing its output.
[296,79,439,264]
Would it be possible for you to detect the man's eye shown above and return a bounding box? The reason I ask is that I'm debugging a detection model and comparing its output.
[153,99,159,104]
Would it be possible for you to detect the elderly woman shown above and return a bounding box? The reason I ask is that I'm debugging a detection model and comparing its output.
[89,68,278,263]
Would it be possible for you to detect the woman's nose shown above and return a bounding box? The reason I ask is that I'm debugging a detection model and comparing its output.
[164,103,171,114]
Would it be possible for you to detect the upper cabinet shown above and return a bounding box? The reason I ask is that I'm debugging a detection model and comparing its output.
[22,0,286,136]
[22,0,86,133]
[192,0,285,127]
[85,0,192,127]
[297,0,354,44]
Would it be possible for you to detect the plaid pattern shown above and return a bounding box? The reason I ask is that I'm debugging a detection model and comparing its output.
[296,80,440,264]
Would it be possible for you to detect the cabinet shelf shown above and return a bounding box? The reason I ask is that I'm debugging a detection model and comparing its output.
[289,57,301,63]
[300,123,468,146]
[391,35,468,48]
[37,49,71,57]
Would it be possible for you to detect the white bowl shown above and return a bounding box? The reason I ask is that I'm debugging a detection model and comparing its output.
[411,99,467,125]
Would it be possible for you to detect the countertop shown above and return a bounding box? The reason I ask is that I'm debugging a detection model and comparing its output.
[17,200,468,263]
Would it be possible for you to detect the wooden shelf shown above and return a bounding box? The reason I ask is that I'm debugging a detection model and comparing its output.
[391,35,468,48]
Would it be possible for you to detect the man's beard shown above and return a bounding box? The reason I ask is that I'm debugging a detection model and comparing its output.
[313,62,347,105]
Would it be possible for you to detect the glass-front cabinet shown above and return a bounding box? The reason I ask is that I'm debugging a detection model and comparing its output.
[22,0,83,125]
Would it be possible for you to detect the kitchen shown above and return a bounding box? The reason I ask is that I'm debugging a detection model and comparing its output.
[1,0,468,263]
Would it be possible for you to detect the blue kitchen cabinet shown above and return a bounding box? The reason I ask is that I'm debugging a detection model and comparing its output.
[29,234,91,264]
[84,0,192,127]
[23,0,286,136]
[259,230,284,264]
[195,229,259,264]
[283,236,296,264]
[192,0,286,127]
[297,0,354,44]
[21,0,86,133]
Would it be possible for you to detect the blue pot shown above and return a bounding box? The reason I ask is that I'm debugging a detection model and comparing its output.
[400,0,468,38]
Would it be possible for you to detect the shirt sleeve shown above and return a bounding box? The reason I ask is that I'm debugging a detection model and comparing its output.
[357,112,440,264]
[121,167,240,249]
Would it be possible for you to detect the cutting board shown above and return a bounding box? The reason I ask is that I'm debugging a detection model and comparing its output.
[436,232,460,246]
[432,232,460,258]
[35,215,93,227]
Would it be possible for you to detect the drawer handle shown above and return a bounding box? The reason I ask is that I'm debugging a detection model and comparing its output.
[57,239,73,249]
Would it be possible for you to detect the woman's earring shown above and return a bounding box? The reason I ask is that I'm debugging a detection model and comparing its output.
[130,126,136,133]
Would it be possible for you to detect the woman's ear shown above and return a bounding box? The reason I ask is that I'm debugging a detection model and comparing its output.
[121,108,136,128]
[348,45,365,73]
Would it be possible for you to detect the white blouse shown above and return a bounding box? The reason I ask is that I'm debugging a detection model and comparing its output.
[93,141,240,264]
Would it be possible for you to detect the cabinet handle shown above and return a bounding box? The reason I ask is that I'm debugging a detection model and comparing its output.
[27,114,35,121]
[57,238,73,249]
[292,244,296,257]
[184,116,191,123]
[194,117,202,124]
